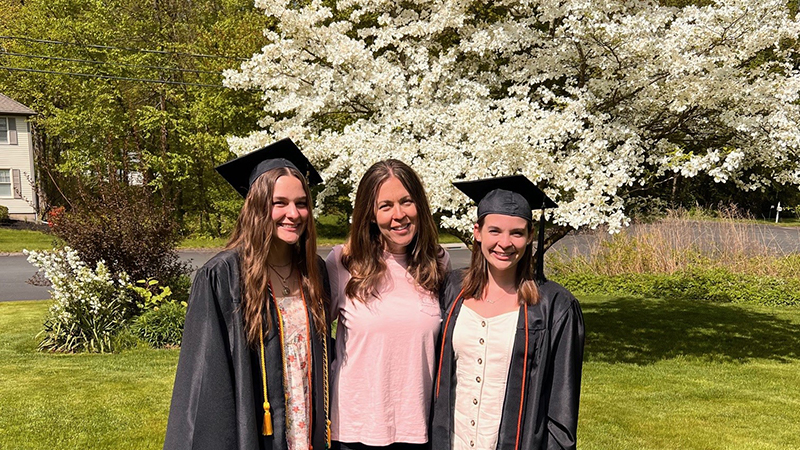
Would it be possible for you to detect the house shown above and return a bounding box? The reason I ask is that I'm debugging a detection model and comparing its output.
[0,93,37,221]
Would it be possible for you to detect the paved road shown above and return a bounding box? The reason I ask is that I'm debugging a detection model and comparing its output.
[0,246,473,302]
[3,222,798,302]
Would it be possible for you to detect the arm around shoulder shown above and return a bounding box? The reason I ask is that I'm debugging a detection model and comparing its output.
[324,245,345,322]
[439,268,466,312]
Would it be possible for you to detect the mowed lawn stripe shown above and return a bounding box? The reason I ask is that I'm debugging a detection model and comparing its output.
[2,297,800,449]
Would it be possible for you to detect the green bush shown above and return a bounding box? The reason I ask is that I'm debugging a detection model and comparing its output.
[0,205,8,221]
[26,247,134,353]
[131,302,186,348]
[555,268,800,306]
[49,182,191,305]
[110,327,145,351]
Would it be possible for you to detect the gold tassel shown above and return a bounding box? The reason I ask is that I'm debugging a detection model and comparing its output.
[263,401,273,436]
[326,419,332,448]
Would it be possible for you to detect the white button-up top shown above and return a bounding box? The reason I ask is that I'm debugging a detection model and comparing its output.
[452,306,518,450]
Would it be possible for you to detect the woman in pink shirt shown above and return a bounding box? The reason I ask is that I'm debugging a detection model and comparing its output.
[325,159,450,450]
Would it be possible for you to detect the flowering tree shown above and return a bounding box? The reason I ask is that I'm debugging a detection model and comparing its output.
[225,0,800,245]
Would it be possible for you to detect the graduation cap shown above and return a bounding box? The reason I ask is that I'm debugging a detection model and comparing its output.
[215,138,323,197]
[453,175,558,283]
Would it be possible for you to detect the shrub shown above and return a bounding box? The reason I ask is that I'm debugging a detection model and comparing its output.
[48,182,191,302]
[129,278,173,310]
[548,209,797,278]
[548,212,800,303]
[25,247,133,353]
[0,205,8,221]
[111,327,145,351]
[131,302,186,348]
[555,268,800,307]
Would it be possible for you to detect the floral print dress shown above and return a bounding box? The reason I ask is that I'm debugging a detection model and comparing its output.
[277,295,312,450]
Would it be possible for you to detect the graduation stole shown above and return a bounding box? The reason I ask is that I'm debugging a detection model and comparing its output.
[435,289,530,450]
[259,282,332,449]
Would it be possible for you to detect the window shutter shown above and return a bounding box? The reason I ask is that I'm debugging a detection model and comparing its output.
[12,169,22,199]
[8,117,18,145]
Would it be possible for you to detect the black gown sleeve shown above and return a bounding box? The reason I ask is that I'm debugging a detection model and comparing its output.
[163,263,239,450]
[544,297,585,450]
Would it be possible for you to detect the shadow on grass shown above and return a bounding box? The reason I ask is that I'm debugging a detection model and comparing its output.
[582,297,800,364]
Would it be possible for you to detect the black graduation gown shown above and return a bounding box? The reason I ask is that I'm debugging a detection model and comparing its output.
[163,250,330,450]
[431,270,585,450]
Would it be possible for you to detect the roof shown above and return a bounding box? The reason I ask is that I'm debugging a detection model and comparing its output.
[0,93,36,115]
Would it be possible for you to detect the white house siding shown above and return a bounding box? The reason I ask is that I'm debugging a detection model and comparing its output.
[0,115,37,220]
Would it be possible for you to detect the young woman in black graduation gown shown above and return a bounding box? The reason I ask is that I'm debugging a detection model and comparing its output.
[163,139,331,450]
[431,176,585,450]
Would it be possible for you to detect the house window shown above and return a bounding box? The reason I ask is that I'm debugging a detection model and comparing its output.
[0,118,7,144]
[0,169,11,197]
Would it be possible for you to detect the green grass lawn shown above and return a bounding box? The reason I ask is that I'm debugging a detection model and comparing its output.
[0,301,178,450]
[0,221,462,252]
[179,232,463,248]
[578,295,800,449]
[755,217,800,227]
[2,296,799,449]
[0,228,58,253]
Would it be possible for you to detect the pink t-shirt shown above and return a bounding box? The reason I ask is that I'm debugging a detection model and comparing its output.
[325,245,448,445]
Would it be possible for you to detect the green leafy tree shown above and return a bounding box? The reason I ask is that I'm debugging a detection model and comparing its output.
[0,0,267,235]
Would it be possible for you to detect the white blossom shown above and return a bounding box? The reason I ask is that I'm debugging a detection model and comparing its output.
[226,0,800,236]
[25,247,132,352]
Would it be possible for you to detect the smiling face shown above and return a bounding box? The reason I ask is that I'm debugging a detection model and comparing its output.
[474,213,533,273]
[374,175,419,253]
[271,174,309,246]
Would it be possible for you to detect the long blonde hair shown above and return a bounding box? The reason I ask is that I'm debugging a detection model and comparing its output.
[226,167,327,346]
[461,216,539,305]
[342,159,446,302]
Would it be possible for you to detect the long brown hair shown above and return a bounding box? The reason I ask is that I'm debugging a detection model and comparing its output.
[342,159,446,302]
[461,216,540,306]
[226,167,327,347]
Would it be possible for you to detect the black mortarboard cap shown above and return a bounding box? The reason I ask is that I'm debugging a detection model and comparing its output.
[215,137,323,197]
[453,175,557,221]
[453,174,558,283]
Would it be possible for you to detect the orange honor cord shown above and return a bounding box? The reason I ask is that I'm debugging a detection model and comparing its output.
[259,325,273,436]
[436,289,464,398]
[514,303,529,450]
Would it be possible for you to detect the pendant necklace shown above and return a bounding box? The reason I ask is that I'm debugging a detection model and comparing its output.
[482,288,497,304]
[484,285,516,304]
[269,264,293,296]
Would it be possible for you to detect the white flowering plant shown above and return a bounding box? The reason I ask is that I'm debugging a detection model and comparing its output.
[226,0,800,247]
[25,247,133,353]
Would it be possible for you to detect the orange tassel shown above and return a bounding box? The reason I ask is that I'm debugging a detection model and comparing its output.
[263,401,273,436]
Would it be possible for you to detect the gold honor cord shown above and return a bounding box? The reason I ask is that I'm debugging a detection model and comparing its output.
[260,282,288,437]
[259,324,273,436]
[322,311,331,449]
[259,282,332,450]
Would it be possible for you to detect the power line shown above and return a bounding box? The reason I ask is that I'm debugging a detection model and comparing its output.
[0,35,249,61]
[0,65,227,88]
[1,50,223,75]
